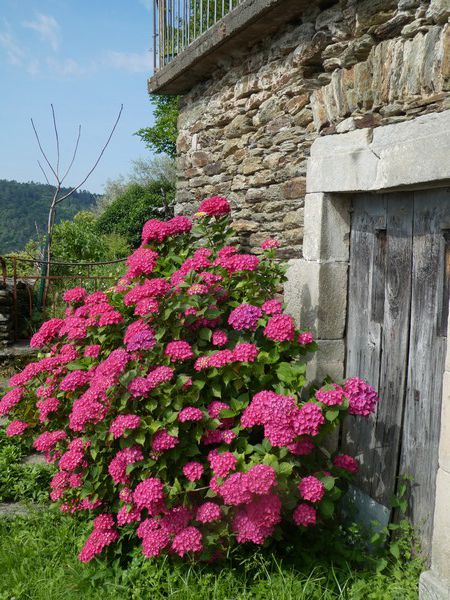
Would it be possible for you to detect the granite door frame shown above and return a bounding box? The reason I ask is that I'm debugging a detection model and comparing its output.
[286,109,450,599]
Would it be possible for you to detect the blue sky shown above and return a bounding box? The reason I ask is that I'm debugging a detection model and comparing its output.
[0,0,157,193]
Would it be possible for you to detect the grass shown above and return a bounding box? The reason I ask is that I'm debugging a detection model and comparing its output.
[0,507,423,600]
[0,396,422,599]
[0,429,52,504]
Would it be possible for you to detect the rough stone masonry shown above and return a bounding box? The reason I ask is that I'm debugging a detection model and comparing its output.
[175,0,450,258]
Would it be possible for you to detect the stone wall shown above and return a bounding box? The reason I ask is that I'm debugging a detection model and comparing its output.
[176,0,450,258]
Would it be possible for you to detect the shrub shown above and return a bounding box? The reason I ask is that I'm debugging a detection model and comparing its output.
[0,196,379,563]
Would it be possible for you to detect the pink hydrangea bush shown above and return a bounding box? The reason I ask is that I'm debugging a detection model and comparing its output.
[0,195,380,563]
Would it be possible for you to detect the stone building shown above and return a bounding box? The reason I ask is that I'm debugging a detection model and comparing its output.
[149,0,450,597]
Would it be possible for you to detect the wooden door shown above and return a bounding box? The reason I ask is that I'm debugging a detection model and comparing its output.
[343,188,450,552]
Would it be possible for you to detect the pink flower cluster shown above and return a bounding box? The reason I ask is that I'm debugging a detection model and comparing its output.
[183,462,204,481]
[108,447,143,484]
[152,429,179,453]
[63,287,87,304]
[298,476,325,503]
[194,343,258,371]
[344,377,380,416]
[315,383,345,407]
[165,340,194,362]
[197,196,230,216]
[133,477,165,512]
[218,464,277,506]
[142,215,192,244]
[228,304,262,331]
[264,314,296,342]
[30,318,64,348]
[333,454,359,474]
[242,391,325,447]
[0,387,24,416]
[109,414,141,439]
[78,514,119,563]
[233,493,282,544]
[126,247,158,278]
[178,407,203,423]
[6,420,28,436]
[260,239,280,250]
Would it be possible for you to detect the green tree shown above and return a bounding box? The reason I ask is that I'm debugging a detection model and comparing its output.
[51,211,130,263]
[95,181,175,248]
[135,96,179,159]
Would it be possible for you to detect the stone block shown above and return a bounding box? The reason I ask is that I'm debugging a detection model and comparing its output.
[306,339,345,384]
[429,468,450,586]
[303,193,351,262]
[420,570,450,599]
[284,259,348,339]
[426,0,450,24]
[439,372,450,473]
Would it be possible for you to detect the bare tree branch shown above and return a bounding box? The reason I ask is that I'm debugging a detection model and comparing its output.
[31,117,59,182]
[55,104,123,204]
[37,160,51,186]
[60,124,81,185]
[51,104,60,179]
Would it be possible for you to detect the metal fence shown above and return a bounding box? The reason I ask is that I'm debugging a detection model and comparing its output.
[0,255,127,342]
[153,0,247,71]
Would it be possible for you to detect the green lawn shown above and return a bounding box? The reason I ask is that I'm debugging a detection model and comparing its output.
[0,507,422,600]
[0,421,422,600]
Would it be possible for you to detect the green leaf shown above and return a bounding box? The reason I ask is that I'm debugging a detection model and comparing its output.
[325,408,340,422]
[390,542,400,560]
[322,476,335,491]
[134,431,146,445]
[198,328,212,342]
[319,498,335,519]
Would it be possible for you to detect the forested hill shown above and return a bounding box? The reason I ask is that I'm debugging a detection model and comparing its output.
[0,179,99,253]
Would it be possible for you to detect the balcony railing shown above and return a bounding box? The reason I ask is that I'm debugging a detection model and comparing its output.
[153,0,247,71]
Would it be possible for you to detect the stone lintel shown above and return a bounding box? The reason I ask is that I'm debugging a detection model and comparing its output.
[307,110,450,194]
[148,0,315,95]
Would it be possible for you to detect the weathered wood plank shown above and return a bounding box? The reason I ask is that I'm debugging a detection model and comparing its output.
[372,193,414,506]
[344,193,415,506]
[398,188,450,554]
[343,194,387,494]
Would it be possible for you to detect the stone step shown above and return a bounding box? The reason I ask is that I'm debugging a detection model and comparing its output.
[0,503,32,517]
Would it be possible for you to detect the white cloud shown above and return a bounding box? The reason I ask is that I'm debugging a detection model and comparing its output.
[104,50,152,73]
[46,57,88,78]
[0,29,25,65]
[23,13,60,52]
